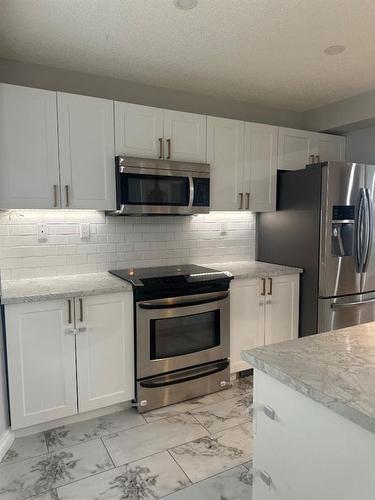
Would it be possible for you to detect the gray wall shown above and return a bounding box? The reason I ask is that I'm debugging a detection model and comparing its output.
[346,126,375,164]
[0,58,303,129]
[303,88,375,134]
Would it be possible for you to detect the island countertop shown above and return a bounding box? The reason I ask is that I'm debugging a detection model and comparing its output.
[242,322,375,434]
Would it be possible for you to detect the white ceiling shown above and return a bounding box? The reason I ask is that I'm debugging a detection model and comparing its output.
[1,0,375,112]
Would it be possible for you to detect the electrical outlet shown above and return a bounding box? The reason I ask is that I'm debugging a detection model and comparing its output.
[80,223,90,240]
[37,223,48,241]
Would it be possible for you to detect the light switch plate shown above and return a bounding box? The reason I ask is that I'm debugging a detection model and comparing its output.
[37,223,48,241]
[80,223,90,240]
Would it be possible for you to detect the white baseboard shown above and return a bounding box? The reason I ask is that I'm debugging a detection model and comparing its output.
[15,400,132,438]
[0,428,15,461]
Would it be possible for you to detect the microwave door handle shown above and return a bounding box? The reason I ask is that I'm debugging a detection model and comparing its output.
[188,176,194,209]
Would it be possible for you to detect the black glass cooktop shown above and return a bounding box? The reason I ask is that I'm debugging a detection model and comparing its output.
[109,264,231,288]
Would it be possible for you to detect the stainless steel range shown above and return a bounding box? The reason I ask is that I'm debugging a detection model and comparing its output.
[110,265,232,413]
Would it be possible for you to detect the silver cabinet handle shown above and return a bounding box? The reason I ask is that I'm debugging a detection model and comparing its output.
[245,192,250,210]
[65,185,70,207]
[268,277,273,295]
[66,327,87,336]
[79,298,83,322]
[263,405,276,420]
[53,185,58,207]
[67,299,72,324]
[166,138,171,159]
[158,137,163,159]
[239,193,244,209]
[260,470,272,486]
[261,278,266,296]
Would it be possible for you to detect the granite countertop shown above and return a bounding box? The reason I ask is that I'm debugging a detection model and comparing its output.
[242,322,375,434]
[0,260,302,305]
[0,273,132,305]
[209,260,303,279]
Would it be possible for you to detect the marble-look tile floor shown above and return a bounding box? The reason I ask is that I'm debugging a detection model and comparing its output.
[0,376,253,499]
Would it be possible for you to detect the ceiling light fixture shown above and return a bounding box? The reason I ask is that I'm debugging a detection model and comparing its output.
[324,45,346,55]
[173,0,198,10]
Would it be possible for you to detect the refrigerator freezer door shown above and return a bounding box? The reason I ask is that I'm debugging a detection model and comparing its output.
[319,162,365,298]
[360,165,375,293]
[318,291,375,333]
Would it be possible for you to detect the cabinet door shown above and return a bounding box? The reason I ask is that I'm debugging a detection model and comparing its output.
[230,279,265,373]
[163,110,206,162]
[76,292,134,412]
[207,116,244,210]
[318,133,346,161]
[264,274,299,345]
[278,127,318,170]
[58,93,116,210]
[0,84,60,209]
[244,123,278,212]
[115,102,164,158]
[5,299,77,429]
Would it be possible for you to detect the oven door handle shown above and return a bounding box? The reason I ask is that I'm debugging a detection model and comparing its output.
[140,360,229,388]
[138,292,229,309]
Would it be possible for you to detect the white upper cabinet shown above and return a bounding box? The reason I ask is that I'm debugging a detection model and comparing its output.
[207,116,244,211]
[278,127,318,170]
[115,102,164,158]
[163,110,206,162]
[115,103,206,162]
[58,93,116,210]
[317,133,346,161]
[75,292,134,413]
[5,299,77,429]
[244,123,278,212]
[0,84,60,209]
[278,127,346,170]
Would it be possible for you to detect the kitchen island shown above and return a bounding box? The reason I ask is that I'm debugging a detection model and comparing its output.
[242,322,375,500]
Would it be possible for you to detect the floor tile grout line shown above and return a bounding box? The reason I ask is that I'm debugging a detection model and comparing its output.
[100,436,116,468]
[0,450,48,469]
[166,448,194,485]
[159,462,252,498]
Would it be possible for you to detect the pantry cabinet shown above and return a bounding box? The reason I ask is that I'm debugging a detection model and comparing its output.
[0,83,60,209]
[230,274,299,373]
[115,102,206,162]
[278,127,346,170]
[5,292,134,430]
[57,93,116,210]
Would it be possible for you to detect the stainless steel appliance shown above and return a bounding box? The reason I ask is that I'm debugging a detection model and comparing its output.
[257,161,375,336]
[109,156,210,216]
[110,265,232,413]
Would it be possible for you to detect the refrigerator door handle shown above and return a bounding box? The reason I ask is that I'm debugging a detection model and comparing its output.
[331,297,375,309]
[356,189,366,273]
[363,188,373,273]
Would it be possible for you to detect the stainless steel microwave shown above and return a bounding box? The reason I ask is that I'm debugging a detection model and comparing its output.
[109,156,210,216]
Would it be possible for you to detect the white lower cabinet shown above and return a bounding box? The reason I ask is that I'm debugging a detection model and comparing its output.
[230,274,299,373]
[5,292,134,430]
[5,299,77,429]
[76,293,134,412]
[252,369,375,500]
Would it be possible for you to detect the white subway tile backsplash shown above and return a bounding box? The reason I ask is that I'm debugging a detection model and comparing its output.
[0,211,256,279]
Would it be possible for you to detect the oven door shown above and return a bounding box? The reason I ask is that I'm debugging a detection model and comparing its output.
[136,291,230,379]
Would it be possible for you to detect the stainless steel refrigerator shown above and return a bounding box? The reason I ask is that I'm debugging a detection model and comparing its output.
[257,161,375,336]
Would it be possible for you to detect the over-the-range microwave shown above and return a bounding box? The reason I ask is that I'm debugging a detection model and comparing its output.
[108,156,210,216]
